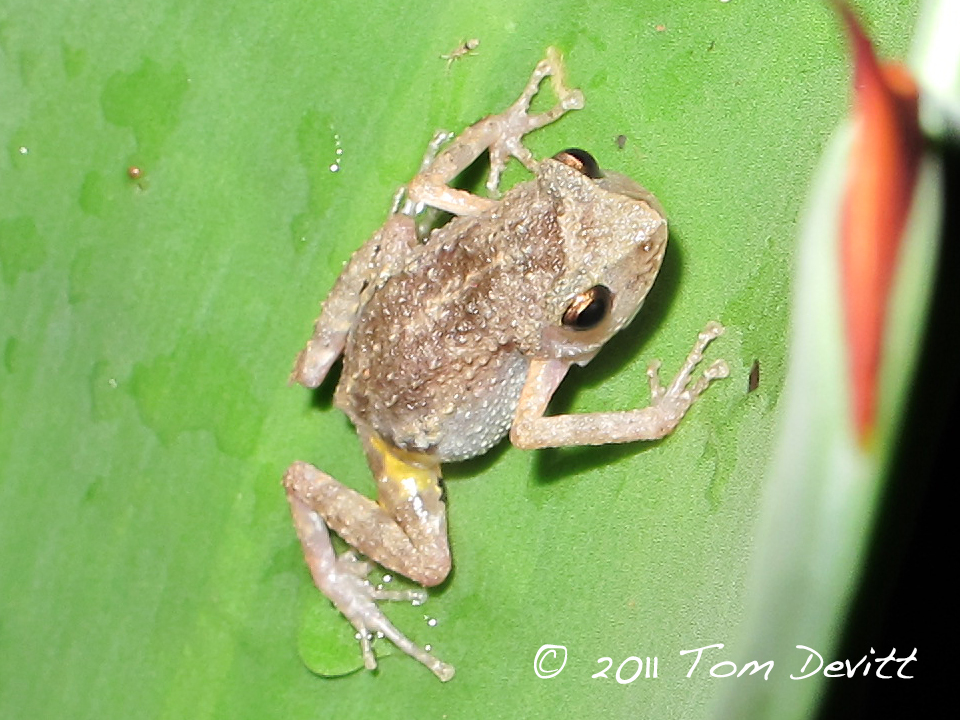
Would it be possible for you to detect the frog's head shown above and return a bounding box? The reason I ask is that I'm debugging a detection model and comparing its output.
[538,149,669,366]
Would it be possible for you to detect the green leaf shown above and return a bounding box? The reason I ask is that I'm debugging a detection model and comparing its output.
[0,1,922,718]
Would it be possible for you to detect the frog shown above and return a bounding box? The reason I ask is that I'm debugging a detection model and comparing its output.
[284,48,729,682]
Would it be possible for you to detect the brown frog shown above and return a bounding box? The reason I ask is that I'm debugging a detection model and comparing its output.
[285,48,728,681]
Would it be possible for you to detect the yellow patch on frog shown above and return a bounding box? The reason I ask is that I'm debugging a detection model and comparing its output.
[370,435,440,493]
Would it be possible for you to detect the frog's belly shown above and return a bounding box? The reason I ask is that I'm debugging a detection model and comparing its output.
[337,351,530,463]
[429,352,529,462]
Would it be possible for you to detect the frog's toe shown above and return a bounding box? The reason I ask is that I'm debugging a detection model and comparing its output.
[651,321,728,416]
[325,555,452,680]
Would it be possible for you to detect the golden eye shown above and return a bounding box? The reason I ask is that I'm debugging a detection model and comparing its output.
[562,285,613,330]
[552,148,603,179]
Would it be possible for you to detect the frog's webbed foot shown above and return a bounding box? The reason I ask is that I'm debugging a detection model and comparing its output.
[484,46,584,193]
[646,321,730,425]
[286,490,455,682]
[404,47,583,217]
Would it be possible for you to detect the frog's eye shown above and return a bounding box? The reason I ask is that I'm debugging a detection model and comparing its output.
[553,148,603,179]
[562,285,613,330]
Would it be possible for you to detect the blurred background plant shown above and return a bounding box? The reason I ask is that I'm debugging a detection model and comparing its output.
[715,1,956,716]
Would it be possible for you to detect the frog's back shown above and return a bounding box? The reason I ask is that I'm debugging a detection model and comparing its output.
[336,180,565,461]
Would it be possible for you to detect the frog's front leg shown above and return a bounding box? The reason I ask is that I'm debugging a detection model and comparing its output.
[404,46,584,217]
[510,322,730,449]
[283,434,454,681]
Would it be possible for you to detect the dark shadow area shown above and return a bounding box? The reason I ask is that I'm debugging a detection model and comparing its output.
[816,143,959,718]
[445,438,511,481]
[308,358,340,410]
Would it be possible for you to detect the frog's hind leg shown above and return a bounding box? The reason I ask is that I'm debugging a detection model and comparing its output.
[290,213,419,389]
[283,446,454,681]
[284,452,451,586]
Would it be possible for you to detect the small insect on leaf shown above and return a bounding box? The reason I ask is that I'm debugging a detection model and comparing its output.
[748,359,760,393]
[441,38,479,67]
